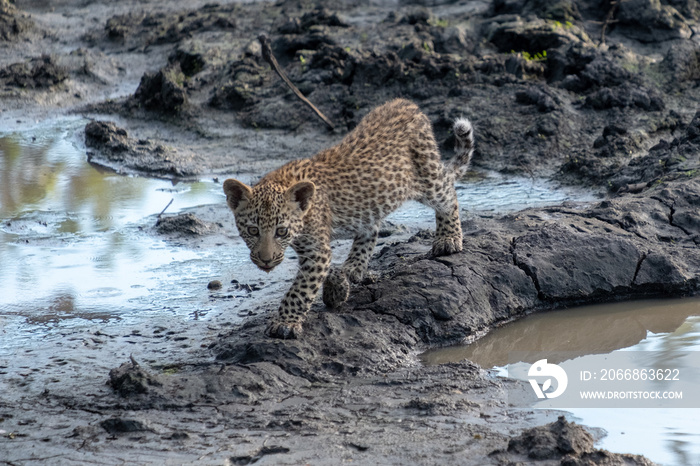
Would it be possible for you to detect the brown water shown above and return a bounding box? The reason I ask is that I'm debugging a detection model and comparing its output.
[421,298,700,465]
[421,299,700,367]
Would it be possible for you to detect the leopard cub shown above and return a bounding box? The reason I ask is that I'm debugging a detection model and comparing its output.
[223,99,474,339]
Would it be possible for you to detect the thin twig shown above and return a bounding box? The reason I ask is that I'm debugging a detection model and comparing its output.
[599,0,619,46]
[157,198,174,219]
[258,33,335,131]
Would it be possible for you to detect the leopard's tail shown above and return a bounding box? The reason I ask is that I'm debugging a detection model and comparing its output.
[449,117,474,179]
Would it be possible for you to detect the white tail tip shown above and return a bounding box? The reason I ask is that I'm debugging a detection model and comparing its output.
[453,118,473,140]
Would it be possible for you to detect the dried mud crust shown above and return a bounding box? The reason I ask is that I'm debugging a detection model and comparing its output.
[0,0,33,41]
[155,212,221,236]
[84,120,204,179]
[68,0,699,186]
[0,55,67,89]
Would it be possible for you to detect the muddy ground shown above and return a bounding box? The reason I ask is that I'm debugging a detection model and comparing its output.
[1,0,699,464]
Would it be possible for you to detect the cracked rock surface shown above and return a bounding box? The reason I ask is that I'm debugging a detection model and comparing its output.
[218,179,698,373]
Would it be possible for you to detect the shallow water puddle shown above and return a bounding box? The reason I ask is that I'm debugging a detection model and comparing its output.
[421,298,700,465]
[386,172,599,227]
[0,119,250,346]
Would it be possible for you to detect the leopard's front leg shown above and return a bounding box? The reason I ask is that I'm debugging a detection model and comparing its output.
[266,237,331,339]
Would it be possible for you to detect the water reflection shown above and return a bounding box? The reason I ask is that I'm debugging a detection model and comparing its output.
[1,133,57,215]
[22,291,119,324]
[566,324,700,466]
[2,125,174,232]
[421,299,700,367]
[0,120,226,322]
[421,298,700,466]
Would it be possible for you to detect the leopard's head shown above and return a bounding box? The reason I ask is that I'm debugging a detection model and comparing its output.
[223,178,315,272]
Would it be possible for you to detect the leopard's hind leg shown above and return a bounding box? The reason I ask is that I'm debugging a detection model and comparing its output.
[421,182,464,256]
[411,117,467,256]
[322,225,378,308]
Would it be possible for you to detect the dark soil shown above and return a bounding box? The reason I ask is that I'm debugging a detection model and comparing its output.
[500,416,654,464]
[0,54,67,89]
[49,0,697,188]
[1,0,699,463]
[0,0,32,41]
[155,211,221,236]
[84,120,204,178]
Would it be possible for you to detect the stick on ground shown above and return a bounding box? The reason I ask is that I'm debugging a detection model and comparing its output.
[157,198,174,219]
[599,0,619,46]
[258,33,335,131]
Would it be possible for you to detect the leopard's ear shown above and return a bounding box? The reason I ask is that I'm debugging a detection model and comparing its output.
[223,179,253,211]
[286,181,315,214]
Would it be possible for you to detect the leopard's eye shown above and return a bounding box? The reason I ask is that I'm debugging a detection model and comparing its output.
[275,227,289,238]
[246,226,259,236]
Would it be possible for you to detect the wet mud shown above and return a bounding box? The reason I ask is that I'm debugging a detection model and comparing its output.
[0,0,32,42]
[84,120,204,178]
[1,0,699,463]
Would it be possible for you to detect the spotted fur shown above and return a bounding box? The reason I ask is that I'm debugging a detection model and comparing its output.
[224,99,474,339]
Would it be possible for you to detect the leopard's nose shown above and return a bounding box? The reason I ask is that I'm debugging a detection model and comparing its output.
[258,250,274,263]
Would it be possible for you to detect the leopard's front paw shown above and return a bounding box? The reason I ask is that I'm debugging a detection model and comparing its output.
[432,236,463,256]
[322,268,350,308]
[266,320,303,339]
